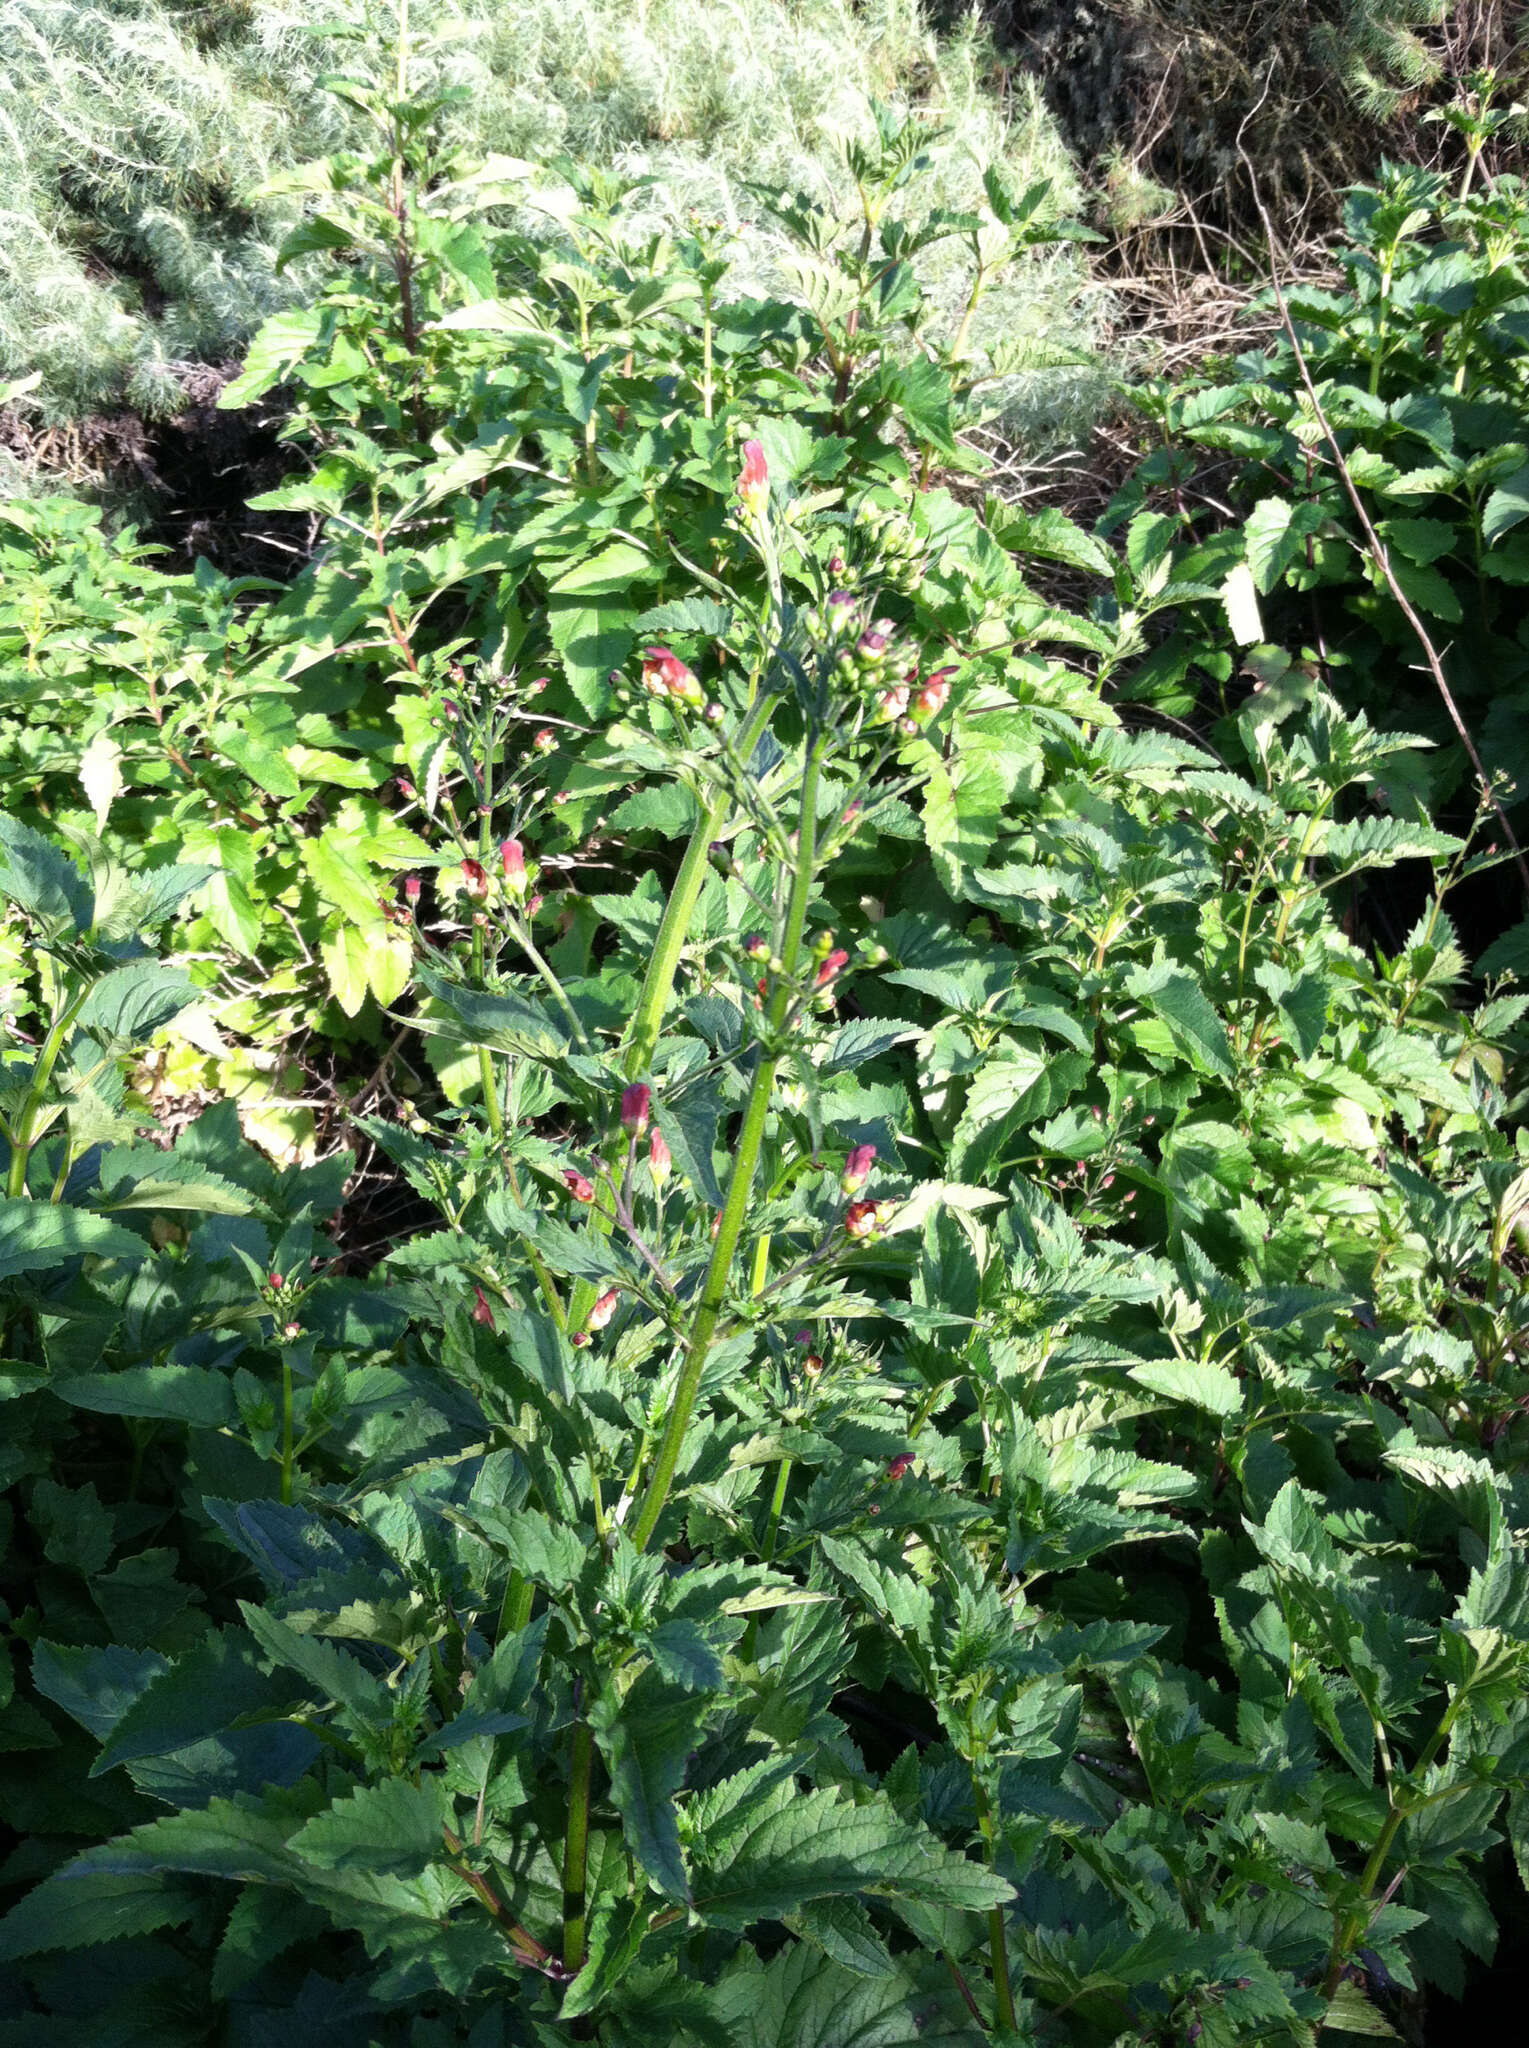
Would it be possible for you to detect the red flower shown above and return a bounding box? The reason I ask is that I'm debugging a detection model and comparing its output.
[814,948,850,989]
[461,858,489,900]
[587,1287,620,1332]
[886,1452,915,1480]
[804,1352,824,1377]
[402,875,421,907]
[845,1199,880,1239]
[500,837,527,898]
[911,669,954,724]
[621,1083,651,1136]
[562,1166,596,1203]
[649,1127,672,1183]
[533,728,556,753]
[472,1285,495,1328]
[641,647,703,706]
[841,1143,876,1195]
[739,439,769,520]
[874,684,910,725]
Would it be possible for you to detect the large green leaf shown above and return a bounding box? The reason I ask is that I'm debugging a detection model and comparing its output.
[290,1776,454,1876]
[75,961,197,1045]
[52,1366,238,1430]
[690,1770,1012,1926]
[589,1666,710,1903]
[91,1629,301,1775]
[0,1199,145,1280]
[714,1944,985,2048]
[1125,960,1235,1081]
[0,816,94,932]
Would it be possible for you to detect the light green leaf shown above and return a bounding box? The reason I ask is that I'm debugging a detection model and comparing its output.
[1484,462,1529,544]
[1221,562,1263,645]
[79,733,124,831]
[1125,960,1235,1080]
[1128,1361,1242,1418]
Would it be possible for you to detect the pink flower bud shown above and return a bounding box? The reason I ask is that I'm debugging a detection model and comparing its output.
[739,438,769,521]
[841,1143,876,1195]
[395,777,417,801]
[461,858,489,900]
[621,1083,651,1136]
[814,948,850,989]
[526,892,543,916]
[472,1285,495,1328]
[269,1272,284,1291]
[649,1127,672,1183]
[562,1166,596,1203]
[281,1321,303,1343]
[403,875,421,908]
[587,1287,620,1332]
[744,933,769,960]
[886,1452,915,1480]
[500,837,527,898]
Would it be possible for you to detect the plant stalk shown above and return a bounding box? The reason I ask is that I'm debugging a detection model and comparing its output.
[628,738,824,1554]
[561,1718,595,1974]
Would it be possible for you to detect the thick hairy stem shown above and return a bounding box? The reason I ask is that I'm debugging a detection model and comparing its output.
[561,1719,595,1974]
[628,742,824,1554]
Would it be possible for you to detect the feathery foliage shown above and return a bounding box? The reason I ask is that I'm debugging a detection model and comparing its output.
[0,0,1091,438]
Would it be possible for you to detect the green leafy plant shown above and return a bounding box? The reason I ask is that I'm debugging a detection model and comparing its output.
[4,25,1529,2048]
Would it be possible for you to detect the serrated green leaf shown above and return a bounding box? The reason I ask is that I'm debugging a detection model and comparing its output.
[290,1775,453,1875]
[0,1199,146,1280]
[52,1366,238,1430]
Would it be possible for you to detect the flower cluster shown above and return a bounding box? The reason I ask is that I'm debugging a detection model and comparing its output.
[802,586,955,733]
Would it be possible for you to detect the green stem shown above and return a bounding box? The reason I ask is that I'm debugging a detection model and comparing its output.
[569,690,776,1332]
[760,1454,792,1562]
[498,1568,534,1638]
[974,1775,1016,2032]
[628,738,824,1555]
[562,1719,595,1974]
[280,1354,295,1506]
[1320,1693,1463,2001]
[4,989,88,1199]
[623,693,775,1082]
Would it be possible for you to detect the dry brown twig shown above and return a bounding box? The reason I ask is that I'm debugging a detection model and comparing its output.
[1235,134,1529,906]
